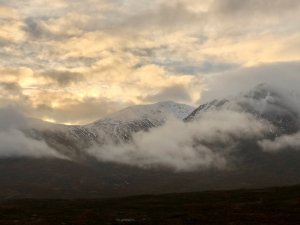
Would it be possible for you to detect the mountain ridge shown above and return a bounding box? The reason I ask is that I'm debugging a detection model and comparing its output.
[2,83,300,199]
[184,83,300,134]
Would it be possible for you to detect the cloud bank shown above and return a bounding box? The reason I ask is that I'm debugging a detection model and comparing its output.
[259,132,300,152]
[201,61,300,104]
[88,110,272,171]
[0,107,66,159]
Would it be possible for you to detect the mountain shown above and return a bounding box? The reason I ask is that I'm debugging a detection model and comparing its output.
[2,84,300,199]
[96,100,195,122]
[185,83,300,134]
[27,101,194,159]
[86,100,194,142]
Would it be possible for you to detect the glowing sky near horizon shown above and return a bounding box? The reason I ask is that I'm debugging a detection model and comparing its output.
[1,0,300,124]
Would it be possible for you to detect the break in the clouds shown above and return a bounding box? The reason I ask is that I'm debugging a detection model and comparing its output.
[0,0,300,124]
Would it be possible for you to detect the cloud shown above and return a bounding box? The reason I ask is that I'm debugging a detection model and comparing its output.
[24,17,46,39]
[117,3,203,32]
[0,61,202,124]
[200,61,300,104]
[88,109,271,171]
[259,132,300,152]
[41,70,84,86]
[1,0,67,17]
[24,13,90,39]
[0,107,66,159]
[0,5,25,43]
[141,84,192,103]
[1,0,300,125]
[0,82,22,94]
[0,86,123,125]
[0,129,65,158]
[214,0,300,17]
[34,97,123,125]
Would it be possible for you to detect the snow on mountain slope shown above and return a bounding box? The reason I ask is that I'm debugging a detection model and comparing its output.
[26,85,300,161]
[26,101,195,159]
[185,83,300,134]
[85,101,195,143]
[94,101,194,123]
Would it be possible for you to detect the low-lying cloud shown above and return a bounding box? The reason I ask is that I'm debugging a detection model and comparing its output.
[0,107,66,159]
[259,132,300,152]
[88,110,272,171]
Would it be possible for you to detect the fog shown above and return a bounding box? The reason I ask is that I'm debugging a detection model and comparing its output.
[0,107,67,159]
[259,132,300,152]
[88,110,272,171]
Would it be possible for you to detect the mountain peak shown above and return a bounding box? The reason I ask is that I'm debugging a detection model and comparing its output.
[185,83,299,132]
[92,101,195,124]
[244,83,279,101]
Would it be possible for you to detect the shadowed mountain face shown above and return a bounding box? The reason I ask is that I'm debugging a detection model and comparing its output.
[1,84,300,199]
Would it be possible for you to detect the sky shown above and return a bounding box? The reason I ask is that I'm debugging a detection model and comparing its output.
[0,0,300,124]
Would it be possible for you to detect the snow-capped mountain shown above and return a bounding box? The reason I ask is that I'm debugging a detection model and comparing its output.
[27,101,194,159]
[85,101,194,142]
[185,83,300,134]
[28,84,300,160]
[96,101,195,122]
[3,84,300,199]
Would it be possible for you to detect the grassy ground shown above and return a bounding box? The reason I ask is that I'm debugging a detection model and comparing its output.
[0,185,300,225]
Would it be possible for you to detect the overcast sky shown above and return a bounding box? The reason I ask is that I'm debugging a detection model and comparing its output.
[1,0,300,124]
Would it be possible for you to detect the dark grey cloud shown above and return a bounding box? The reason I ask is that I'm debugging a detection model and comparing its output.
[24,17,47,38]
[0,82,22,94]
[163,60,240,75]
[0,82,30,109]
[23,17,76,40]
[214,0,300,16]
[41,70,84,86]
